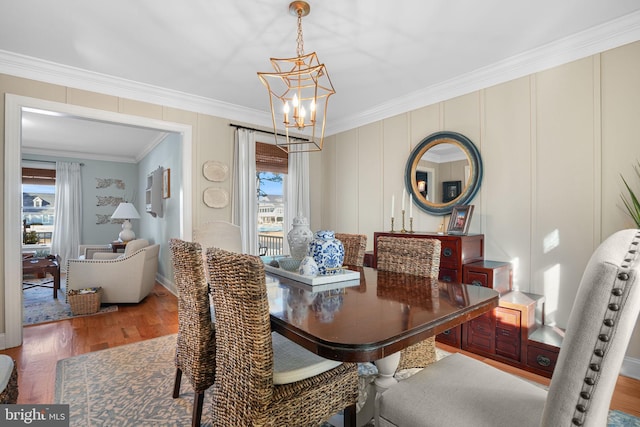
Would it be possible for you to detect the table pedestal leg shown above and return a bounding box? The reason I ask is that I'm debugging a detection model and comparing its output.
[373,351,400,425]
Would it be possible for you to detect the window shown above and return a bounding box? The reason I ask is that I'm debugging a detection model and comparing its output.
[22,167,56,246]
[256,142,287,256]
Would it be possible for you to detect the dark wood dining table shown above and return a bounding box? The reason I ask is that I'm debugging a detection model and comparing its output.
[267,265,499,426]
[267,266,499,363]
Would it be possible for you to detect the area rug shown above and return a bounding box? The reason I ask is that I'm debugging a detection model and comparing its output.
[54,334,640,427]
[23,276,117,326]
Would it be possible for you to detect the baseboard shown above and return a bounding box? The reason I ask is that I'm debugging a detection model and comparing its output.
[155,273,177,296]
[620,356,640,380]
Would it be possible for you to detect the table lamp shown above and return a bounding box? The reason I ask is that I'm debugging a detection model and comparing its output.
[111,202,141,242]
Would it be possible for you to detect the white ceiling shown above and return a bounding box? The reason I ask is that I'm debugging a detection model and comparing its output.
[3,1,640,161]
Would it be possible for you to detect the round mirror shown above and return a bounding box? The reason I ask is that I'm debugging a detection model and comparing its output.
[405,131,483,215]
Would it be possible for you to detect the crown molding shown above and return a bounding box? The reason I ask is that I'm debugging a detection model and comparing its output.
[0,50,273,129]
[21,146,139,164]
[1,11,639,137]
[327,10,640,135]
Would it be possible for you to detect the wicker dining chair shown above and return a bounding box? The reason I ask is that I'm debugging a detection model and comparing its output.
[205,247,359,426]
[376,236,442,371]
[169,239,216,427]
[335,233,367,267]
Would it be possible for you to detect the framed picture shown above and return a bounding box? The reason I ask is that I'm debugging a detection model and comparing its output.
[442,180,462,203]
[447,204,474,235]
[163,168,171,199]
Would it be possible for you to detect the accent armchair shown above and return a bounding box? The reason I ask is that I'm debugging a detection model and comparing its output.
[378,229,640,427]
[67,240,160,303]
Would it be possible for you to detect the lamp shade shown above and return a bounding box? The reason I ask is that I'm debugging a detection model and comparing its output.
[111,202,141,220]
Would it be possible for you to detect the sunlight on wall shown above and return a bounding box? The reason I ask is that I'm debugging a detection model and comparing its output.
[542,229,561,324]
[543,263,560,326]
[543,229,560,254]
[510,257,520,290]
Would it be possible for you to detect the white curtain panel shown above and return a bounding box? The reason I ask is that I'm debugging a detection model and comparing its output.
[284,147,310,255]
[51,161,82,270]
[232,129,258,255]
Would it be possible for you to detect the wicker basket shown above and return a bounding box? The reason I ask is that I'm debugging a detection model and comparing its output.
[68,287,103,315]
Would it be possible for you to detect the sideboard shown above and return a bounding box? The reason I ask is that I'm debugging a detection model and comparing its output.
[370,230,561,378]
[372,231,484,283]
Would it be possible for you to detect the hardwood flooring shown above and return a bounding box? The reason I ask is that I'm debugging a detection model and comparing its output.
[1,282,638,418]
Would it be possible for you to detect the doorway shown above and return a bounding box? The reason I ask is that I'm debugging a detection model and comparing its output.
[4,94,193,348]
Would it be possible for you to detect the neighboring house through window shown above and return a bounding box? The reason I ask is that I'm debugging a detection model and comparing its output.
[22,166,56,246]
[256,142,287,256]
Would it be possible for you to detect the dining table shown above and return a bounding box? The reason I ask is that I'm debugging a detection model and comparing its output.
[266,265,499,388]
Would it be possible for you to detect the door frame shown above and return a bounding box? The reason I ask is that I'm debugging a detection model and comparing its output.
[3,94,193,348]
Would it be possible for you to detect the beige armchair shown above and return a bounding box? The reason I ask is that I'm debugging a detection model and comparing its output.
[67,240,160,303]
[77,244,111,259]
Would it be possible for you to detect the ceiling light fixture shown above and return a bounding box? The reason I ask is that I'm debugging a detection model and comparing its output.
[258,1,335,153]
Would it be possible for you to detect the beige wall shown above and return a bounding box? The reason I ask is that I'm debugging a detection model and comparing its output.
[1,41,639,363]
[316,41,640,359]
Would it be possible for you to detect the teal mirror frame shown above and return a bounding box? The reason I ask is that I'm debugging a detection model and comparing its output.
[405,131,483,216]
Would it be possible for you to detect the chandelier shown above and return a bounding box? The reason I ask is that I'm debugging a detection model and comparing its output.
[258,1,335,153]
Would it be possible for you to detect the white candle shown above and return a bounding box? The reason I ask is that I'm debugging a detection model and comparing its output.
[402,189,406,211]
[391,195,395,217]
[410,194,413,218]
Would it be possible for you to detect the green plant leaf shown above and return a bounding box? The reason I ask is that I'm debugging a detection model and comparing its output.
[620,161,640,228]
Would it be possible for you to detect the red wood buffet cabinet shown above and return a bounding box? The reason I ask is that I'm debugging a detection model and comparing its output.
[371,231,561,378]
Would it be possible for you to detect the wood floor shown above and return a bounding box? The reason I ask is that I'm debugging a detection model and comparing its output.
[2,282,639,418]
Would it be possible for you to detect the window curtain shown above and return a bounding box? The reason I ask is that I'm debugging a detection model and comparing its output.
[51,161,82,270]
[231,129,258,254]
[284,147,310,255]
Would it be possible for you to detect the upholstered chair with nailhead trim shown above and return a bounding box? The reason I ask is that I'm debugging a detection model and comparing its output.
[378,229,640,427]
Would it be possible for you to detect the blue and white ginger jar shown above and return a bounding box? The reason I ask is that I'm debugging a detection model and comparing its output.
[308,230,345,275]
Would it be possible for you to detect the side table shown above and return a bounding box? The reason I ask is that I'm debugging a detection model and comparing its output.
[22,255,61,298]
[110,241,128,253]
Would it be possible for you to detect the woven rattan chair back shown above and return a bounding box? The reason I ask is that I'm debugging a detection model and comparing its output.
[169,239,216,427]
[205,247,359,426]
[335,233,367,267]
[376,236,442,370]
[376,236,441,278]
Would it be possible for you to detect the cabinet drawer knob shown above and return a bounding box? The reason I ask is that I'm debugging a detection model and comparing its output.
[471,280,482,287]
[536,355,551,367]
[441,275,452,282]
[443,248,453,257]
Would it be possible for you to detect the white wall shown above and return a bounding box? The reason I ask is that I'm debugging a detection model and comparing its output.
[314,41,640,361]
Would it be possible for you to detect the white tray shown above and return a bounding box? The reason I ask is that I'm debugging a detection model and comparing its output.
[266,275,361,292]
[263,263,361,286]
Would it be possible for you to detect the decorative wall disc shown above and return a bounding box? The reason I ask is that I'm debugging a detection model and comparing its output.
[203,187,229,208]
[203,161,229,182]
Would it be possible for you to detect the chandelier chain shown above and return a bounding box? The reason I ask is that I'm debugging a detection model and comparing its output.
[296,11,304,57]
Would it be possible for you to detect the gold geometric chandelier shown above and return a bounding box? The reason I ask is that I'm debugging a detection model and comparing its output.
[258,1,335,153]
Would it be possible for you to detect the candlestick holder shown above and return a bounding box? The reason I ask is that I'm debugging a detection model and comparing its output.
[409,217,414,233]
[400,210,407,233]
[390,217,395,232]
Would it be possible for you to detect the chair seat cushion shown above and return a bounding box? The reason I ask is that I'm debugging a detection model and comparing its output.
[272,332,342,385]
[0,355,14,393]
[378,353,547,427]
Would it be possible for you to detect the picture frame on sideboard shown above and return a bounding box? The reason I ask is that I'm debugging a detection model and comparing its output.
[447,204,474,235]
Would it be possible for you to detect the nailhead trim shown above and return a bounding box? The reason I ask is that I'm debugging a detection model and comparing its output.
[571,231,640,425]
